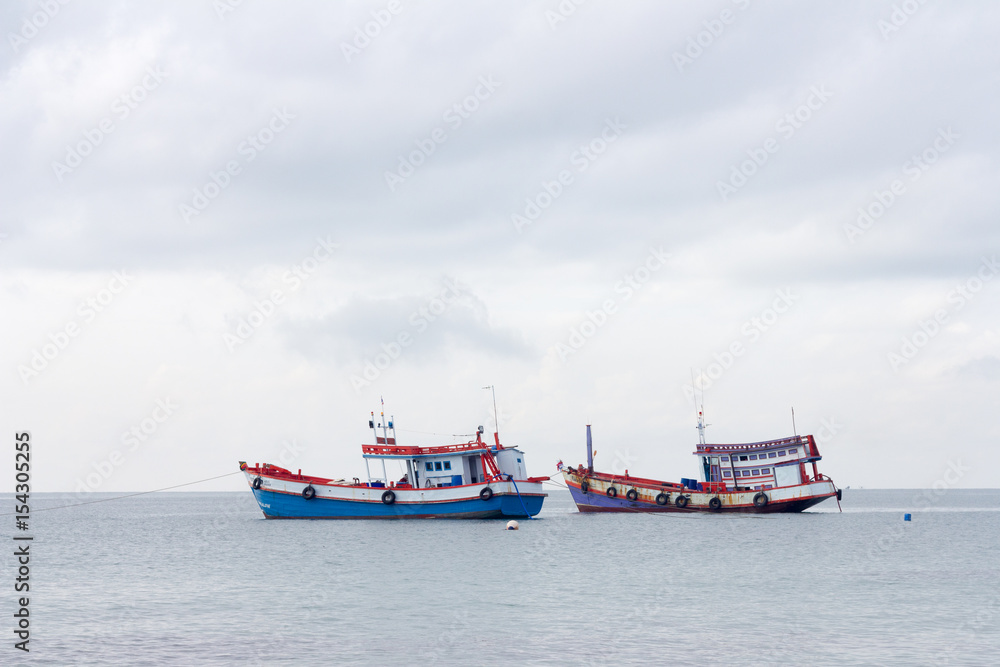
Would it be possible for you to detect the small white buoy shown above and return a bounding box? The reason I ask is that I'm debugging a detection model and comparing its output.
[506,520,519,530]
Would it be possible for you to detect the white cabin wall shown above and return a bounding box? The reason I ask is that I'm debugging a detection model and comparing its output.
[496,449,528,480]
[417,456,463,487]
[774,463,802,487]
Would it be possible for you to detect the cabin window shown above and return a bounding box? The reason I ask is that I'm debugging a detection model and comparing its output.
[739,455,748,461]
[742,470,751,477]
[721,456,729,462]
[443,461,451,470]
[425,462,433,471]
[787,448,797,455]
[764,484,773,489]
[434,462,442,470]
[778,450,786,456]
[768,452,777,458]
[749,454,758,460]
[517,458,522,463]
[751,469,760,475]
[760,468,770,474]
[722,470,732,477]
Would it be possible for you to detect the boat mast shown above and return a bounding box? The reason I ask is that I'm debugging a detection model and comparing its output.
[379,397,389,483]
[586,424,594,474]
[690,368,709,446]
[483,385,501,447]
[367,411,376,483]
[692,369,715,483]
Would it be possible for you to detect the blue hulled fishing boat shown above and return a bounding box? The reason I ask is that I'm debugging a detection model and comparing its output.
[241,406,547,519]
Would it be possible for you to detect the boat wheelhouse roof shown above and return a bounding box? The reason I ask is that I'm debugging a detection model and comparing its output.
[694,434,819,458]
[362,435,504,460]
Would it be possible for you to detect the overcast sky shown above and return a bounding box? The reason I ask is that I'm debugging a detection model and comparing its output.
[2,1,998,493]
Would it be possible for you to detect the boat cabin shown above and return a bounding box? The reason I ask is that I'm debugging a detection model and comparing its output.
[694,434,824,491]
[362,415,528,489]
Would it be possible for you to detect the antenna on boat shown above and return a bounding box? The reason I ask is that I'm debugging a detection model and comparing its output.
[380,396,389,441]
[379,396,390,482]
[791,406,797,436]
[691,368,709,445]
[483,385,500,447]
[367,411,376,484]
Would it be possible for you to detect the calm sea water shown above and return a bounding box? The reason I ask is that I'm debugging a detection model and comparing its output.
[2,488,998,665]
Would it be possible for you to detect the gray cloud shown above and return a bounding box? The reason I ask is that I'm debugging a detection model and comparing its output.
[2,0,999,490]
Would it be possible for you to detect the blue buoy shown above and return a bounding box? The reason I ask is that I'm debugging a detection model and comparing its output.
[904,513,911,521]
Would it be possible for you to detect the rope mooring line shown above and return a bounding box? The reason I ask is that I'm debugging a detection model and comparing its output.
[1,470,243,516]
